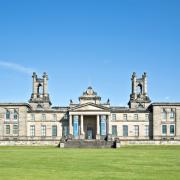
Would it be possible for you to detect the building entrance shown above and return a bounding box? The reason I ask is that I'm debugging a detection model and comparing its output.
[84,115,97,140]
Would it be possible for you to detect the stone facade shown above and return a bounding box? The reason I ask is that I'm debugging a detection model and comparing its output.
[0,72,179,146]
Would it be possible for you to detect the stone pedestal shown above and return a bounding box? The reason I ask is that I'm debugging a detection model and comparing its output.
[116,142,121,148]
[60,143,65,148]
[80,134,85,139]
[96,134,100,140]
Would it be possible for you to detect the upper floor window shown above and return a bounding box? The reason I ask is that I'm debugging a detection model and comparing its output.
[14,110,18,120]
[112,114,116,121]
[123,114,127,121]
[162,109,167,121]
[64,114,69,120]
[145,114,149,121]
[6,110,10,120]
[170,110,175,120]
[31,114,35,121]
[134,114,138,120]
[53,114,57,121]
[42,114,46,121]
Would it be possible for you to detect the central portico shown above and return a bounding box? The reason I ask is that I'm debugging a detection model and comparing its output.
[69,87,111,140]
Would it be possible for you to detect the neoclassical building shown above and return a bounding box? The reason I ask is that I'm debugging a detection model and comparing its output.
[0,72,180,146]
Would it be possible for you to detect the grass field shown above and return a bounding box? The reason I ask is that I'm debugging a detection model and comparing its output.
[0,146,180,180]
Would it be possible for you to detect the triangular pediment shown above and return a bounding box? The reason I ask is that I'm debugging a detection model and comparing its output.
[70,103,109,111]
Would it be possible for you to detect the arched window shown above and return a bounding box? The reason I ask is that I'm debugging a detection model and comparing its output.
[37,84,43,95]
[6,110,10,120]
[162,109,167,121]
[137,84,143,95]
[14,110,18,120]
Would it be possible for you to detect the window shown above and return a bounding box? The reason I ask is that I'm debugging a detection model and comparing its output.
[123,114,127,121]
[112,125,117,136]
[53,114,57,121]
[13,125,18,135]
[52,125,57,137]
[145,125,149,137]
[31,114,35,121]
[6,125,10,134]
[112,114,116,121]
[6,110,10,120]
[42,114,46,121]
[145,114,149,121]
[162,125,167,135]
[134,125,139,137]
[162,109,167,121]
[134,114,138,120]
[41,125,46,137]
[14,110,18,120]
[123,125,128,137]
[30,125,35,137]
[170,125,175,136]
[64,114,69,120]
[170,110,175,120]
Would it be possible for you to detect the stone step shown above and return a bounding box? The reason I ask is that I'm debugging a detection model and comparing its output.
[61,140,115,148]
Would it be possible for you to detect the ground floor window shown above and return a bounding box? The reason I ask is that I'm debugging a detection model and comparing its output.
[162,125,167,135]
[134,125,139,137]
[145,125,149,137]
[52,125,57,137]
[112,125,117,136]
[170,125,175,136]
[123,125,128,137]
[30,125,35,137]
[13,125,18,135]
[41,125,46,137]
[6,125,10,135]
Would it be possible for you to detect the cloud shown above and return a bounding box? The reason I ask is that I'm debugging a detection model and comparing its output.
[0,61,35,75]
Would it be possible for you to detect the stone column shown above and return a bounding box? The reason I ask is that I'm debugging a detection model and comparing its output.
[107,115,111,135]
[143,72,147,95]
[80,115,84,139]
[69,115,73,136]
[96,115,100,140]
[32,72,37,98]
[132,72,137,94]
[43,72,48,97]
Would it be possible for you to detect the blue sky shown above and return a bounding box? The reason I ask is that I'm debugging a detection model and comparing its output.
[0,0,180,106]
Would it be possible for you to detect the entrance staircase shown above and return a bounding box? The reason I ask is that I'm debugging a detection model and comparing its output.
[60,140,115,148]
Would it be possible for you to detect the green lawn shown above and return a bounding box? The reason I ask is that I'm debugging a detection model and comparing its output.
[0,146,180,180]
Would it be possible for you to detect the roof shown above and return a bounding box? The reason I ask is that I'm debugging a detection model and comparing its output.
[151,102,180,106]
[0,103,32,108]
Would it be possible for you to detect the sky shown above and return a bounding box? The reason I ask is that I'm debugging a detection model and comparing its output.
[0,0,180,106]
